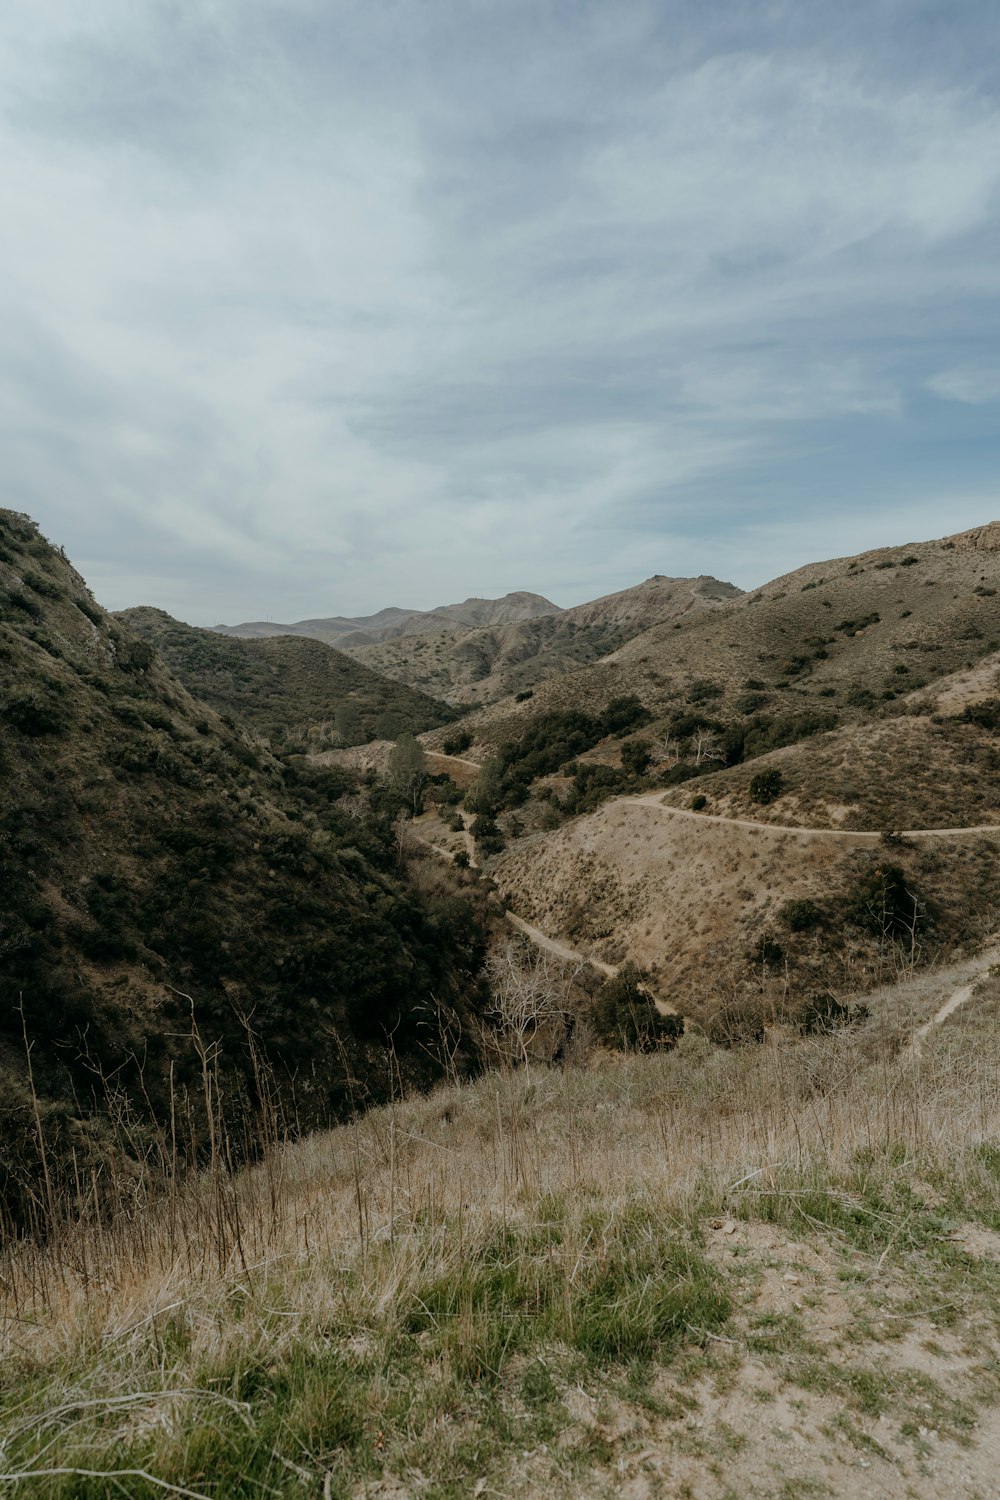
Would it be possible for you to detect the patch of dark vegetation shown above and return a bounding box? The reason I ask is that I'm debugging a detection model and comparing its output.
[593,964,684,1053]
[749,769,784,805]
[471,697,651,812]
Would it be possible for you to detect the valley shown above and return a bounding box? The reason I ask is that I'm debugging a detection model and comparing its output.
[2,510,1000,1497]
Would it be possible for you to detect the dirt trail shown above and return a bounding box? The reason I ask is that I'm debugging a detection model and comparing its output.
[424,751,482,773]
[504,912,617,977]
[624,792,1000,841]
[901,945,1000,1059]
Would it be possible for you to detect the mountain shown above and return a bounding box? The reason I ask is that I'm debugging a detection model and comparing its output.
[349,575,743,705]
[211,590,559,647]
[450,525,1000,748]
[117,605,456,750]
[0,510,490,1225]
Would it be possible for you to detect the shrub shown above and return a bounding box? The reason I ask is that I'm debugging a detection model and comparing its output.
[3,691,67,736]
[779,898,822,932]
[834,613,880,634]
[960,699,1000,731]
[686,679,722,704]
[75,595,103,625]
[798,992,869,1034]
[593,965,683,1053]
[620,739,652,777]
[845,862,922,940]
[514,689,534,702]
[749,769,783,804]
[442,729,473,756]
[690,794,707,811]
[22,570,63,599]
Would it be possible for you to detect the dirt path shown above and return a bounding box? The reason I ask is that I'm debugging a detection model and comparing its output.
[624,793,1000,841]
[901,944,1000,1059]
[504,911,618,977]
[424,751,482,773]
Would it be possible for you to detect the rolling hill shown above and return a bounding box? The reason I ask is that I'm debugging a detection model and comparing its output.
[422,524,1000,1028]
[211,589,558,647]
[117,606,455,749]
[350,574,742,704]
[440,524,1000,750]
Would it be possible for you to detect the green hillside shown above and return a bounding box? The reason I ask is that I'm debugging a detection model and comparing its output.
[0,511,490,1230]
[118,605,456,748]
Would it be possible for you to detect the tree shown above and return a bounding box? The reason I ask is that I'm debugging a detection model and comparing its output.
[334,704,361,745]
[485,940,581,1069]
[387,733,428,815]
[620,739,652,778]
[692,728,725,767]
[464,755,504,816]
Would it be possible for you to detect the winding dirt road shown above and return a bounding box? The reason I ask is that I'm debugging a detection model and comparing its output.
[902,945,1000,1059]
[624,792,1000,842]
[418,755,1000,1040]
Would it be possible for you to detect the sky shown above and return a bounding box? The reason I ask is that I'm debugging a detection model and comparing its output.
[1,0,999,625]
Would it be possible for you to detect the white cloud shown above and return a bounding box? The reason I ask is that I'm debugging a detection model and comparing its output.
[0,2,998,620]
[927,369,1000,404]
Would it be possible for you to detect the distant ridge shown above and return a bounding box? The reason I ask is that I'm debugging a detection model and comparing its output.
[212,591,559,647]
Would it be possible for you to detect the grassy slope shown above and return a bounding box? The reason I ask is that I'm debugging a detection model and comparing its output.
[1,985,998,1498]
[350,577,741,705]
[117,606,455,748]
[0,511,490,1222]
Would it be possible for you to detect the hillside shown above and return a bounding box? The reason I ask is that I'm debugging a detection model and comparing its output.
[117,606,454,749]
[350,575,742,704]
[0,511,491,1227]
[418,525,1000,1026]
[212,589,558,647]
[450,524,1000,750]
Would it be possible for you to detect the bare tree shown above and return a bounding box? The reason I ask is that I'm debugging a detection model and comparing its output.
[484,940,582,1070]
[692,728,726,767]
[652,732,679,766]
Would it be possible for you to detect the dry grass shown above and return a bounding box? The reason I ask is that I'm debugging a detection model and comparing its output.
[2,993,999,1497]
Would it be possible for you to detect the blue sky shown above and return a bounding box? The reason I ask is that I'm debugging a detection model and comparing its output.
[1,0,999,623]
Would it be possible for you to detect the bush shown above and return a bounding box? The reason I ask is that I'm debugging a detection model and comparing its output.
[845,862,922,940]
[690,794,707,811]
[22,570,63,600]
[686,679,722,704]
[3,691,67,736]
[442,729,473,756]
[749,769,783,805]
[779,898,822,932]
[960,699,1000,730]
[593,964,683,1053]
[797,992,869,1034]
[620,738,652,777]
